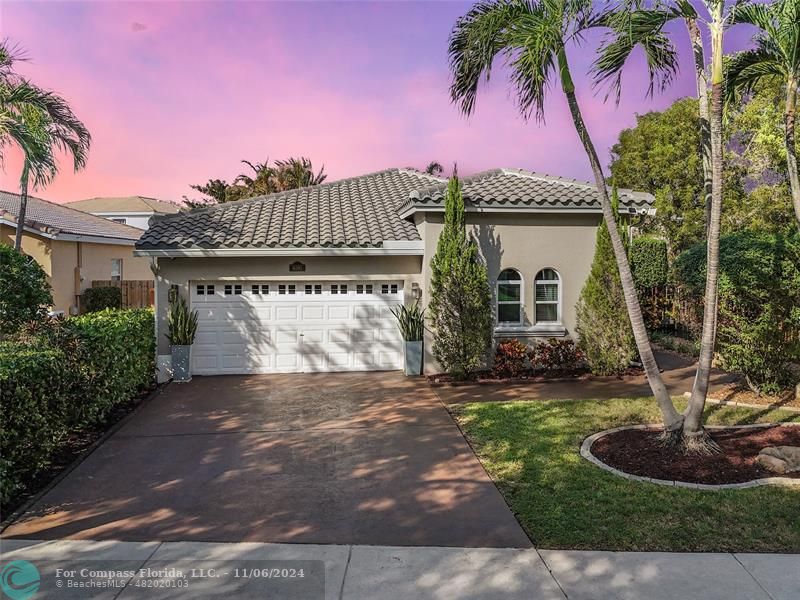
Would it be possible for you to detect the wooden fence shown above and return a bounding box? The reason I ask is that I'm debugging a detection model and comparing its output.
[91,280,155,308]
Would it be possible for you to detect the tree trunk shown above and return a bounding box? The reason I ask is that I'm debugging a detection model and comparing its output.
[685,17,713,235]
[13,164,30,252]
[562,85,682,431]
[784,76,800,231]
[682,13,725,454]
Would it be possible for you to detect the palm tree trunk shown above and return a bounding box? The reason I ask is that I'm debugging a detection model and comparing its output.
[784,76,800,231]
[13,163,30,252]
[685,17,713,234]
[558,52,681,430]
[682,12,725,454]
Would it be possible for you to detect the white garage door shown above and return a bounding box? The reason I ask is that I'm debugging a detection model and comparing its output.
[190,280,405,375]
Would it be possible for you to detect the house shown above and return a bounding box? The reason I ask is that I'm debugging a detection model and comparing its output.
[64,196,181,230]
[1,190,154,315]
[134,168,653,377]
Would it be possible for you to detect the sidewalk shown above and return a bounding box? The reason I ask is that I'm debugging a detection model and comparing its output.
[1,539,795,600]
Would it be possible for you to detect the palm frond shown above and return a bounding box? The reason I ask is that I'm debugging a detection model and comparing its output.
[593,5,679,104]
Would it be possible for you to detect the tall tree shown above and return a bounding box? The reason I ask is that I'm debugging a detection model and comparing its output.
[0,41,91,250]
[596,0,735,451]
[428,175,493,379]
[448,0,682,433]
[726,0,800,230]
[185,157,326,207]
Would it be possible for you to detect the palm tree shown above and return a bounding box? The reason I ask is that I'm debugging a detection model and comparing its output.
[726,0,800,231]
[274,157,327,189]
[592,0,733,450]
[594,0,713,231]
[425,161,444,176]
[448,0,683,436]
[0,41,91,251]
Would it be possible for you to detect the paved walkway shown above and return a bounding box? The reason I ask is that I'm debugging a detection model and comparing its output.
[436,350,739,405]
[1,539,795,600]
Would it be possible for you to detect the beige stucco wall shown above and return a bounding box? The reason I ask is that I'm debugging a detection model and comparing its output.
[415,211,601,373]
[153,255,423,354]
[1,224,152,314]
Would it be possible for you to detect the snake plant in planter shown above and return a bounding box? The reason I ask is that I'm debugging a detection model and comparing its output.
[390,302,425,376]
[166,295,198,382]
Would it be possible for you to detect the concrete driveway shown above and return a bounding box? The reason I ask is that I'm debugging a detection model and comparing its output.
[2,373,530,548]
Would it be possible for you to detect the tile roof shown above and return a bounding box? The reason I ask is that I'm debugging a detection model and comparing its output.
[137,169,444,250]
[136,167,655,252]
[0,190,143,242]
[397,168,655,215]
[65,196,181,214]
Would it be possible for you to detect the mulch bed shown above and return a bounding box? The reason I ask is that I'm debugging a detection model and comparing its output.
[709,383,800,410]
[428,366,645,386]
[591,425,800,485]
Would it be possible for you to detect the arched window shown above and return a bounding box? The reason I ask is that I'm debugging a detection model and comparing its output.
[534,268,561,324]
[497,269,523,324]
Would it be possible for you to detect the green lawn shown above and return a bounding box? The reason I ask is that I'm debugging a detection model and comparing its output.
[451,397,800,552]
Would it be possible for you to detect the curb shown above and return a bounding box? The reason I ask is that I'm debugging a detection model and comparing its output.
[0,384,169,532]
[580,423,800,491]
[700,395,800,414]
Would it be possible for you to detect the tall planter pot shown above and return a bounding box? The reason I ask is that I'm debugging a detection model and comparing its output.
[171,344,192,383]
[404,341,423,376]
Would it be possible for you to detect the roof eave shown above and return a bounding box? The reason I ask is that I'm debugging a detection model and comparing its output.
[398,204,654,219]
[133,242,425,258]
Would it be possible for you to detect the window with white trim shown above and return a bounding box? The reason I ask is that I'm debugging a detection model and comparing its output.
[534,268,561,324]
[110,258,123,281]
[356,284,374,294]
[496,269,522,324]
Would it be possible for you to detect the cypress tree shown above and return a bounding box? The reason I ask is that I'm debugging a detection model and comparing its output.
[576,189,636,375]
[429,175,493,378]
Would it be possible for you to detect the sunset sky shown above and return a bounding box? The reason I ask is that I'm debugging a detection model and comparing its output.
[1,1,753,204]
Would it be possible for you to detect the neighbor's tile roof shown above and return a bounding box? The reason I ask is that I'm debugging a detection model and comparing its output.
[137,169,444,250]
[65,196,181,214]
[0,190,144,241]
[397,168,655,215]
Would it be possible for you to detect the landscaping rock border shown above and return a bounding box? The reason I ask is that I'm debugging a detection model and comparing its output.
[581,423,800,490]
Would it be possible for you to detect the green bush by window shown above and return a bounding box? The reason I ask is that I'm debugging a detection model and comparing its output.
[81,286,122,312]
[0,244,53,334]
[630,237,668,289]
[673,231,800,394]
[0,309,155,505]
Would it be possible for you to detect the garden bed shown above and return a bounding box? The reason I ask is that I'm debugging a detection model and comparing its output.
[428,366,645,385]
[590,424,800,485]
[709,383,800,409]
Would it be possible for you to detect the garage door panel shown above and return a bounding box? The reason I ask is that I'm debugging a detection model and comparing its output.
[191,280,404,374]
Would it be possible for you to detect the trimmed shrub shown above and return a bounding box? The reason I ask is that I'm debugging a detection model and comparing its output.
[674,231,800,394]
[0,309,155,505]
[576,198,637,375]
[0,244,53,334]
[532,339,585,372]
[0,343,72,504]
[82,286,122,312]
[492,339,532,378]
[630,237,668,289]
[429,176,493,378]
[65,309,155,423]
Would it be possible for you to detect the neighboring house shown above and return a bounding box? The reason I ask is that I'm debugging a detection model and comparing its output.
[64,196,181,230]
[1,190,153,315]
[135,168,653,377]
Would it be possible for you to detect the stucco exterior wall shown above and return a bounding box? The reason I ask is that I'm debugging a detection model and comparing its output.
[2,224,152,314]
[415,212,601,373]
[153,255,423,355]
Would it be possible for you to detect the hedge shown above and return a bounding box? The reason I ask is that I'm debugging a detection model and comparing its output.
[0,244,53,334]
[0,345,73,504]
[673,231,800,394]
[82,286,122,312]
[630,236,668,289]
[0,309,155,505]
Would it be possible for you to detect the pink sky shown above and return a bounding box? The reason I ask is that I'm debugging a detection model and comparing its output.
[1,1,753,204]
